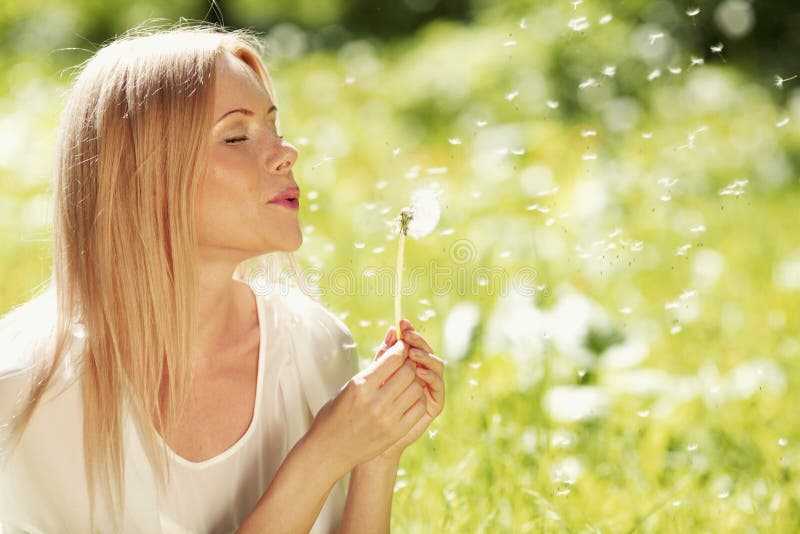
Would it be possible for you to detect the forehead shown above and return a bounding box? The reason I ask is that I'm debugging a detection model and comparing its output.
[212,52,273,112]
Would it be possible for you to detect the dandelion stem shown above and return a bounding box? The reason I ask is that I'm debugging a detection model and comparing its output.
[395,208,414,342]
[395,232,405,341]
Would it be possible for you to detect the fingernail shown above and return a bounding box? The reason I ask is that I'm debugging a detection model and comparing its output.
[384,328,393,344]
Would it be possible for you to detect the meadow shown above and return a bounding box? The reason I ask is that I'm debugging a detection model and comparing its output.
[1,1,799,532]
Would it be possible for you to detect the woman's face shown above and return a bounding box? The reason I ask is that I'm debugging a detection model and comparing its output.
[196,51,301,262]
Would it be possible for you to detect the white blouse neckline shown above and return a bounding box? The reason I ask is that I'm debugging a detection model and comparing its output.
[154,283,267,469]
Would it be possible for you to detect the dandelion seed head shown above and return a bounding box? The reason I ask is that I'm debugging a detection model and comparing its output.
[404,187,442,239]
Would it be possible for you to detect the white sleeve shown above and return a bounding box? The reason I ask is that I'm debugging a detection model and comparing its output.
[293,295,359,417]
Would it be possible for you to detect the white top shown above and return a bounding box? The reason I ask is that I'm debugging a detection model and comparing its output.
[0,284,358,533]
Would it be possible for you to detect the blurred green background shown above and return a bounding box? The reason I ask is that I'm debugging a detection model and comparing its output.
[2,0,800,532]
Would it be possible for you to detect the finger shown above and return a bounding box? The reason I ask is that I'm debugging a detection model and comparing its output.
[391,377,425,415]
[401,329,433,354]
[408,348,445,376]
[377,360,417,400]
[415,367,445,404]
[399,395,427,426]
[365,340,409,387]
[374,327,396,361]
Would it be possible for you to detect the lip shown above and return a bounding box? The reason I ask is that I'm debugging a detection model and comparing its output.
[269,186,300,203]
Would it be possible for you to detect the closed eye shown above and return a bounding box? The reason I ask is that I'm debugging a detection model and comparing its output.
[225,135,249,144]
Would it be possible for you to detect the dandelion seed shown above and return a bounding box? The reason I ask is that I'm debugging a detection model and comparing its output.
[352,242,364,249]
[557,489,571,496]
[775,75,798,89]
[520,18,527,29]
[468,362,482,369]
[546,100,560,109]
[669,66,683,74]
[570,0,583,9]
[778,438,788,447]
[311,155,334,169]
[372,246,385,254]
[419,309,436,321]
[718,491,730,499]
[440,228,454,235]
[568,16,590,32]
[679,290,697,300]
[426,166,448,175]
[499,250,512,258]
[375,180,388,190]
[393,147,401,156]
[665,301,679,310]
[710,43,726,63]
[641,132,653,139]
[671,324,683,335]
[344,75,356,85]
[506,90,519,101]
[602,65,617,77]
[608,228,622,238]
[690,224,706,233]
[648,69,662,81]
[660,194,672,202]
[468,379,479,386]
[471,191,482,199]
[504,40,517,47]
[619,307,633,314]
[511,148,526,155]
[307,190,319,200]
[309,203,319,212]
[428,429,438,439]
[719,179,748,197]
[418,298,431,305]
[581,130,597,137]
[476,120,488,127]
[658,177,678,188]
[676,244,692,256]
[776,117,790,128]
[579,78,599,89]
[582,153,598,161]
[359,320,372,327]
[545,218,555,226]
[688,443,698,451]
[637,409,650,418]
[690,56,704,67]
[631,241,644,252]
[448,137,462,145]
[599,14,613,25]
[672,500,681,507]
[686,7,701,17]
[379,206,391,215]
[648,32,664,45]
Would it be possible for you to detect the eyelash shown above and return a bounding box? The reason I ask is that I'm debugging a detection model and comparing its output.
[225,134,284,144]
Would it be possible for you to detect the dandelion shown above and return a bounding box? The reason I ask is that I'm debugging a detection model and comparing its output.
[393,188,441,340]
[690,224,706,233]
[776,117,790,128]
[602,65,617,77]
[775,75,797,89]
[648,69,662,81]
[579,78,599,89]
[669,66,683,74]
[546,100,560,109]
[448,137,462,145]
[506,90,519,101]
[690,56,705,67]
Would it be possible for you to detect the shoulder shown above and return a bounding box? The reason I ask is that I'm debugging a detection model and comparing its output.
[260,285,359,411]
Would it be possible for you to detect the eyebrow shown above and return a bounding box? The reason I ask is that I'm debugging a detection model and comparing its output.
[216,105,278,124]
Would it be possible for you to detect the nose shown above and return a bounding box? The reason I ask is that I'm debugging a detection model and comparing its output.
[270,138,298,174]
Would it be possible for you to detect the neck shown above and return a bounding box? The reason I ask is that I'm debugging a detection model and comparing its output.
[194,252,256,369]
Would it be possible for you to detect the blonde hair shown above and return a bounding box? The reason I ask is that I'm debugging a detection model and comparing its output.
[1,23,314,528]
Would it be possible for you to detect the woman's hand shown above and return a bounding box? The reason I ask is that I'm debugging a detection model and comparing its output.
[307,334,428,477]
[372,319,445,462]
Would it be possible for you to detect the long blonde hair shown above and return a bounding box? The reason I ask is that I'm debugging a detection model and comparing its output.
[1,24,313,527]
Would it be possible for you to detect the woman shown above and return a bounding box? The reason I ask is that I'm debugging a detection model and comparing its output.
[0,25,445,533]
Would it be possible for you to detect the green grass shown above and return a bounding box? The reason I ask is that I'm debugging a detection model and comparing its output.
[2,1,799,531]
